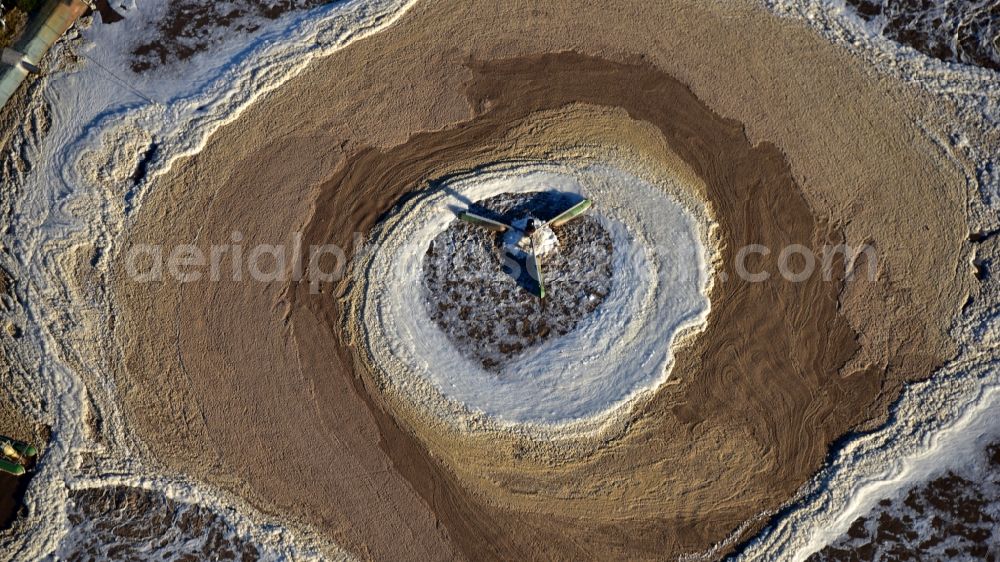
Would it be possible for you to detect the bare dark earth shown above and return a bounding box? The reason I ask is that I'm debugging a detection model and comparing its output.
[61,486,263,561]
[810,441,1000,561]
[845,0,1000,71]
[128,0,335,72]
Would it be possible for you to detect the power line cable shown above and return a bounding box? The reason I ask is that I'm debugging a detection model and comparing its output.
[76,49,159,105]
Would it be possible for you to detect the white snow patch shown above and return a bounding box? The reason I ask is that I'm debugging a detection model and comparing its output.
[715,2,1000,560]
[2,0,415,559]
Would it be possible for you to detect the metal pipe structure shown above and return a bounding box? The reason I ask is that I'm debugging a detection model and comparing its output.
[0,0,89,109]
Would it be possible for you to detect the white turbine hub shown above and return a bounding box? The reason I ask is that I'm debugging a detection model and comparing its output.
[505,217,560,256]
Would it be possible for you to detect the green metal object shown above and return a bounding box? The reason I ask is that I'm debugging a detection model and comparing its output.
[528,238,546,299]
[0,457,25,476]
[458,212,509,232]
[20,443,35,457]
[548,199,592,227]
[457,197,592,298]
[0,436,36,458]
[11,440,34,458]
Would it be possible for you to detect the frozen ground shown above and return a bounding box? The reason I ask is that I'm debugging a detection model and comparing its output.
[766,0,1000,212]
[733,383,1000,560]
[122,0,337,72]
[844,0,1000,71]
[53,482,341,562]
[0,0,415,559]
[422,191,614,370]
[727,1,1000,560]
[0,0,998,558]
[350,160,715,430]
[59,485,267,561]
[812,438,999,560]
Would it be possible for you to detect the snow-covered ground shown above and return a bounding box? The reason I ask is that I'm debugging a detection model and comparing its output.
[1,0,997,558]
[728,1,1000,560]
[765,0,1000,213]
[841,0,1000,71]
[1,0,415,559]
[349,160,715,432]
[811,402,999,560]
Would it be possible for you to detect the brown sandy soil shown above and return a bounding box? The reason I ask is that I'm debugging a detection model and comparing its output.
[110,1,973,560]
[1,268,42,532]
[0,37,52,535]
[0,8,28,50]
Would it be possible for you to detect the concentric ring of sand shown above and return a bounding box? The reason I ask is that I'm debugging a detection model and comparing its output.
[109,1,972,559]
[349,158,713,430]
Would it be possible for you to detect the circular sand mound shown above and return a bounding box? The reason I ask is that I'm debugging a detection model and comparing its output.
[349,159,713,429]
[422,191,613,370]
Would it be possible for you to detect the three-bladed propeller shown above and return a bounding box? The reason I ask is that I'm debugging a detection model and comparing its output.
[458,198,593,298]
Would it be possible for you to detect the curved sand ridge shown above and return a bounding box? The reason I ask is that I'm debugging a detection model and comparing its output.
[107,0,975,558]
[349,159,712,429]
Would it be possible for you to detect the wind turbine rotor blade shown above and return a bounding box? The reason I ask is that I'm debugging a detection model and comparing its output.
[548,199,593,227]
[458,212,510,232]
[528,237,546,299]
